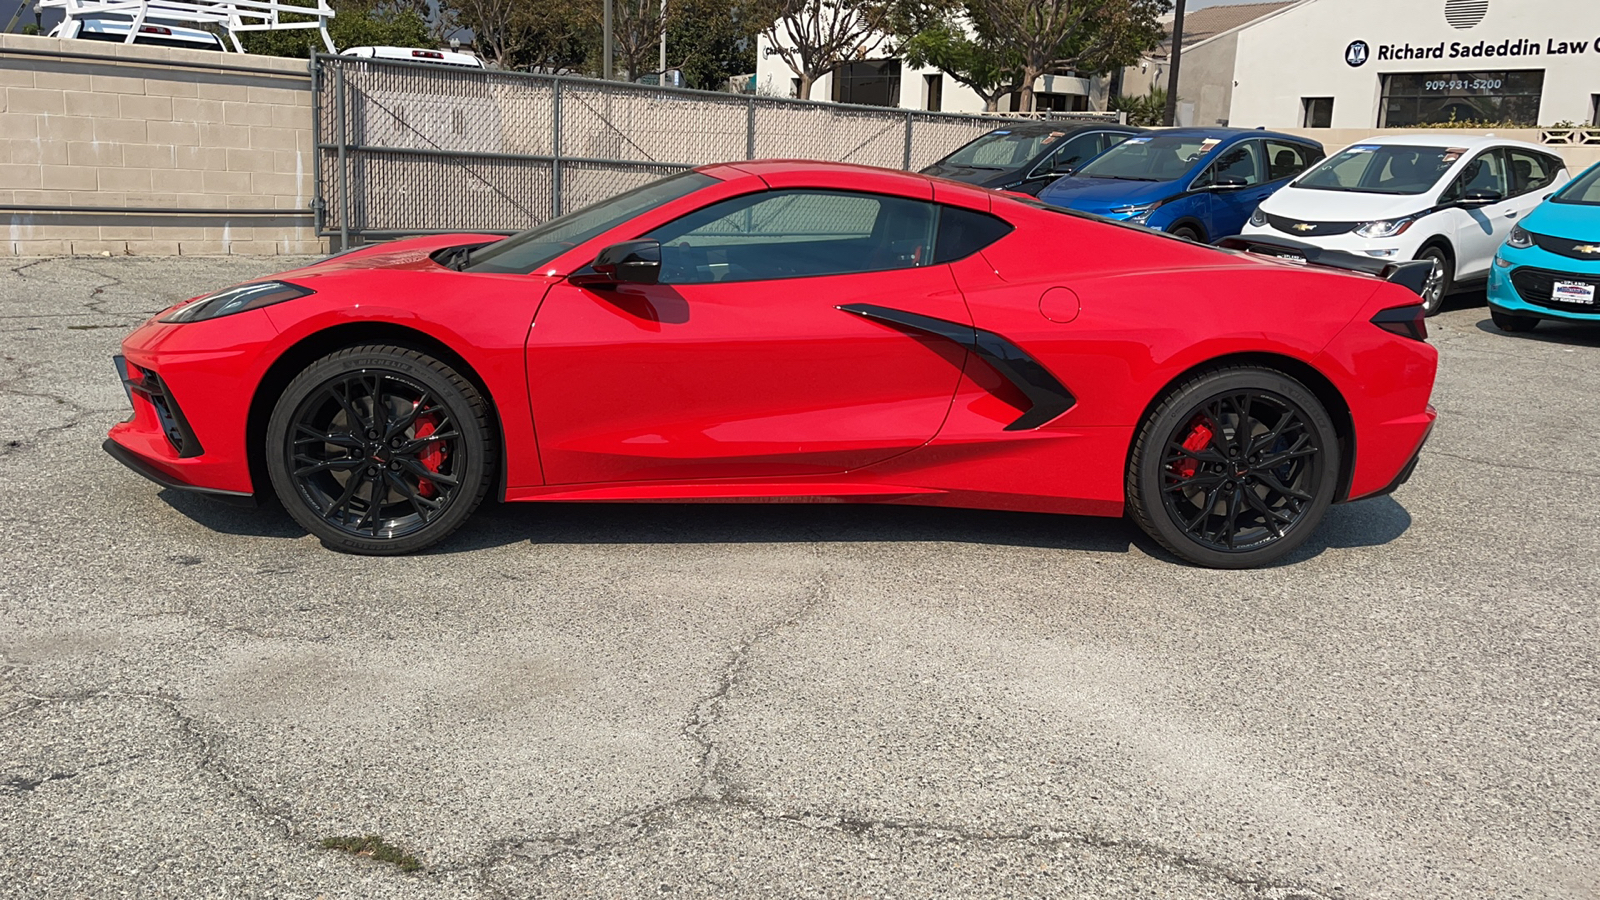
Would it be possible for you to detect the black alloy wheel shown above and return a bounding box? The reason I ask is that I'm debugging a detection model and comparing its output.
[266,345,493,555]
[1127,367,1339,568]
[1171,225,1203,243]
[1415,245,1453,317]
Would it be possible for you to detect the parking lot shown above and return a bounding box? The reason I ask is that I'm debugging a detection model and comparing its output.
[0,255,1596,899]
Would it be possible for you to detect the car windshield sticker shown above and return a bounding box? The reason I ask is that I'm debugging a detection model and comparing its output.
[1197,138,1222,154]
[1125,137,1151,144]
[1348,144,1379,152]
[992,130,1010,135]
[1040,131,1066,145]
[1442,147,1467,163]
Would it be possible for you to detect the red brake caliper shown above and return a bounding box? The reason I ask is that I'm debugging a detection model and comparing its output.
[1172,420,1214,480]
[412,412,447,498]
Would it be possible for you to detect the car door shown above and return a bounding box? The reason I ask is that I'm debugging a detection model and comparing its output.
[1191,139,1270,239]
[1505,147,1567,220]
[1438,148,1516,278]
[524,188,971,485]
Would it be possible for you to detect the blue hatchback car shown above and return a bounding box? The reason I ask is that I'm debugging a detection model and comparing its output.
[1035,128,1325,243]
[1487,160,1600,332]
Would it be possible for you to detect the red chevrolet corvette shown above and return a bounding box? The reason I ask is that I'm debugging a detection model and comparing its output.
[106,161,1437,567]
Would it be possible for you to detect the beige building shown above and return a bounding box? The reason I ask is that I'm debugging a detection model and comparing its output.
[1119,2,1295,127]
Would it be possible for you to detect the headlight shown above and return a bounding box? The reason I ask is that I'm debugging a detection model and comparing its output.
[160,281,314,323]
[1354,218,1414,239]
[1248,208,1267,227]
[1506,225,1533,249]
[1110,202,1158,223]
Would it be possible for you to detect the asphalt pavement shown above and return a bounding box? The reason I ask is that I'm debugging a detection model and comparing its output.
[1,256,1596,899]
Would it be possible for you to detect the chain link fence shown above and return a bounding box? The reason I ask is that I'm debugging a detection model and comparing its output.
[312,54,1119,244]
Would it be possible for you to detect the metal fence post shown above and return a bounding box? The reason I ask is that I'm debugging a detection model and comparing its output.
[334,62,351,249]
[903,111,913,170]
[746,96,756,160]
[309,54,323,236]
[552,78,564,217]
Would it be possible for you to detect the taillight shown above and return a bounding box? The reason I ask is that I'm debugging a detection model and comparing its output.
[1371,304,1427,341]
[138,24,172,35]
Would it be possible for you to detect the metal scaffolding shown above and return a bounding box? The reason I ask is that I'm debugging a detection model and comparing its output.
[36,0,335,53]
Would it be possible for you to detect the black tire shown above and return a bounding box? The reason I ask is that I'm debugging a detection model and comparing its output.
[1171,224,1203,243]
[266,344,494,555]
[1127,367,1340,569]
[1414,245,1453,317]
[1490,307,1539,333]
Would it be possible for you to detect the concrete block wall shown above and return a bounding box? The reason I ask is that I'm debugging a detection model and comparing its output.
[0,33,325,256]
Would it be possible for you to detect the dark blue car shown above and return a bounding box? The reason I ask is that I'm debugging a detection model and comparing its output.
[1035,128,1325,243]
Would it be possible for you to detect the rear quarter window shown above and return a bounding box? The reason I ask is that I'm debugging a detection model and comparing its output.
[933,207,1013,263]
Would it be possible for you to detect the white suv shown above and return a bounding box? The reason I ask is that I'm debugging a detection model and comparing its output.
[1240,134,1569,314]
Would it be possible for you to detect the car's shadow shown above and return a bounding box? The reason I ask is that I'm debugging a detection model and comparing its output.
[159,488,1415,567]
[1472,317,1600,346]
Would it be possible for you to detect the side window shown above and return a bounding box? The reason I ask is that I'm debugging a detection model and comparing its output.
[1263,141,1315,182]
[1195,141,1262,188]
[1506,148,1558,196]
[1440,149,1509,202]
[646,190,937,284]
[933,207,1013,263]
[1039,132,1103,175]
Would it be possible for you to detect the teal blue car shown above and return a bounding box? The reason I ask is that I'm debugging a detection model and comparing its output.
[1488,161,1600,332]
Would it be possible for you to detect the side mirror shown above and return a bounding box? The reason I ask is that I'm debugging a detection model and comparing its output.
[570,240,661,287]
[1458,189,1503,208]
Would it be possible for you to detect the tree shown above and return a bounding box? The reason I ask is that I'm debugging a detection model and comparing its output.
[1108,84,1167,125]
[668,0,761,91]
[585,0,670,82]
[972,0,1166,111]
[759,0,892,99]
[240,0,431,57]
[889,0,1166,112]
[892,7,1017,111]
[441,0,593,72]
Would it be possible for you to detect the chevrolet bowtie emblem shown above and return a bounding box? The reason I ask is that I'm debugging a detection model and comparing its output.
[1292,223,1315,232]
[1575,244,1600,254]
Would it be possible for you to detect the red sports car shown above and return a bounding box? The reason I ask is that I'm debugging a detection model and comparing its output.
[106,161,1437,568]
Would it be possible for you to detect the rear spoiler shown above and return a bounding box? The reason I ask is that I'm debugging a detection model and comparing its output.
[1214,235,1434,298]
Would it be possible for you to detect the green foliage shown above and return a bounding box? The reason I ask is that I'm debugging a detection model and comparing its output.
[1109,84,1166,126]
[668,0,760,90]
[896,14,1016,109]
[241,0,432,57]
[320,834,422,872]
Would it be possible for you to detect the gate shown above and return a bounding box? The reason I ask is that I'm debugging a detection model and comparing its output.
[312,54,1119,245]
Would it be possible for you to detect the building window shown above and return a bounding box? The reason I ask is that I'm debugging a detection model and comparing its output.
[924,74,942,112]
[1378,70,1543,127]
[1033,93,1088,112]
[1301,97,1333,128]
[832,60,901,108]
[1592,94,1600,127]
[791,77,802,99]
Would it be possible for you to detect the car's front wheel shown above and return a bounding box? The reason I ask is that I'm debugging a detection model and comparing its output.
[266,344,494,555]
[1490,307,1539,333]
[1415,245,1453,316]
[1127,367,1339,568]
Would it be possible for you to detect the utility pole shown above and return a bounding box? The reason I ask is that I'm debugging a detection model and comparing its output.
[1164,0,1186,126]
[603,0,614,80]
[659,0,667,83]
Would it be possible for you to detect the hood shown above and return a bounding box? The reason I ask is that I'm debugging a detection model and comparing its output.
[919,161,1015,188]
[1520,198,1600,242]
[1036,176,1178,214]
[1258,184,1434,223]
[284,233,508,277]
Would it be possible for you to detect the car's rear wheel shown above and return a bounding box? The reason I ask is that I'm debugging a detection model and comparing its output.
[266,345,493,555]
[1415,245,1453,316]
[1171,224,1203,243]
[1490,307,1539,333]
[1127,367,1339,569]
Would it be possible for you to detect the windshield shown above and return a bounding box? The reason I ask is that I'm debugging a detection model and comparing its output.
[942,130,1056,169]
[1073,134,1218,181]
[1552,163,1600,206]
[465,171,717,274]
[1292,145,1456,195]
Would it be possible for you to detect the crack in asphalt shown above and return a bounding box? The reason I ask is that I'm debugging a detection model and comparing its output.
[1425,448,1600,481]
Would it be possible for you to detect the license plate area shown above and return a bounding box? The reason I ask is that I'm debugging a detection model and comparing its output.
[1552,280,1597,305]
